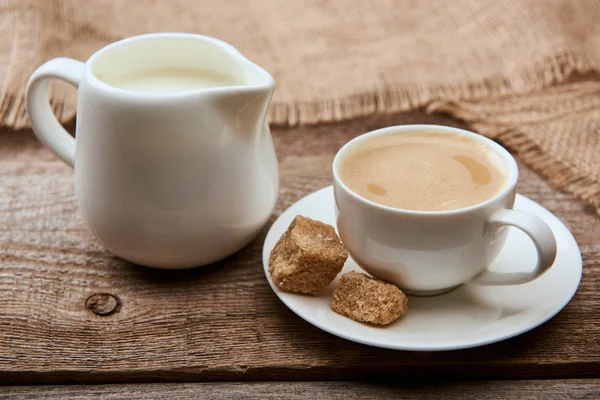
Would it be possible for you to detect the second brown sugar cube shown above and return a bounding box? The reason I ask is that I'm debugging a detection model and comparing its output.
[269,215,348,295]
[331,271,408,325]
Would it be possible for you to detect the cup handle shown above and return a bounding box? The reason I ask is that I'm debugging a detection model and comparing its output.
[473,209,557,285]
[26,58,84,167]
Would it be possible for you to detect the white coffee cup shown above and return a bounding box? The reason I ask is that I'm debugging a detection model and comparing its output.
[333,125,557,295]
[26,33,278,268]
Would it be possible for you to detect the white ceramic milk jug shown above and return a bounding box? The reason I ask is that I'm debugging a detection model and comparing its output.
[26,33,278,268]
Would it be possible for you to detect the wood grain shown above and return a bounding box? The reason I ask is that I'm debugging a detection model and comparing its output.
[3,380,600,400]
[1,111,599,385]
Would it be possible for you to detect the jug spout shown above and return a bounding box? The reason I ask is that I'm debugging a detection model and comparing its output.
[215,84,273,135]
[209,49,274,136]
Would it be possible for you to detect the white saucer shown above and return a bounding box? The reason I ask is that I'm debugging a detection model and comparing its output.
[262,186,582,351]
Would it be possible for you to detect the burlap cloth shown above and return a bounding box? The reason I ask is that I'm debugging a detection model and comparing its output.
[2,0,600,213]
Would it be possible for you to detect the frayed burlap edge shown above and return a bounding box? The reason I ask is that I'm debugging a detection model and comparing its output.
[498,129,600,215]
[270,51,598,126]
[2,51,597,129]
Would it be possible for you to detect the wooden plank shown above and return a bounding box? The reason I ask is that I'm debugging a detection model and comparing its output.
[1,111,599,385]
[2,380,600,400]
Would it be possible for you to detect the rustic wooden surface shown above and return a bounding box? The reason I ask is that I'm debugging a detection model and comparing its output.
[1,111,599,389]
[3,380,600,399]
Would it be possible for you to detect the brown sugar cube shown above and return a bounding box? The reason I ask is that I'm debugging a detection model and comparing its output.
[331,271,408,325]
[269,215,348,295]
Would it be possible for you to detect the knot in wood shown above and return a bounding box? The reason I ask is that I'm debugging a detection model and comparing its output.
[86,293,121,316]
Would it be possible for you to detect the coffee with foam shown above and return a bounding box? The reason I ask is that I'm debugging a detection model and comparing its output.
[339,131,507,212]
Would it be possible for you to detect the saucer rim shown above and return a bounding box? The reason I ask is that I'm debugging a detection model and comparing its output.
[262,185,582,351]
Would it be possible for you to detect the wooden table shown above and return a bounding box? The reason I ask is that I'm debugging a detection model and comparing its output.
[1,111,599,399]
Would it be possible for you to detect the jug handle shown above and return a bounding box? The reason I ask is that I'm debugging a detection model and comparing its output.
[26,58,84,167]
